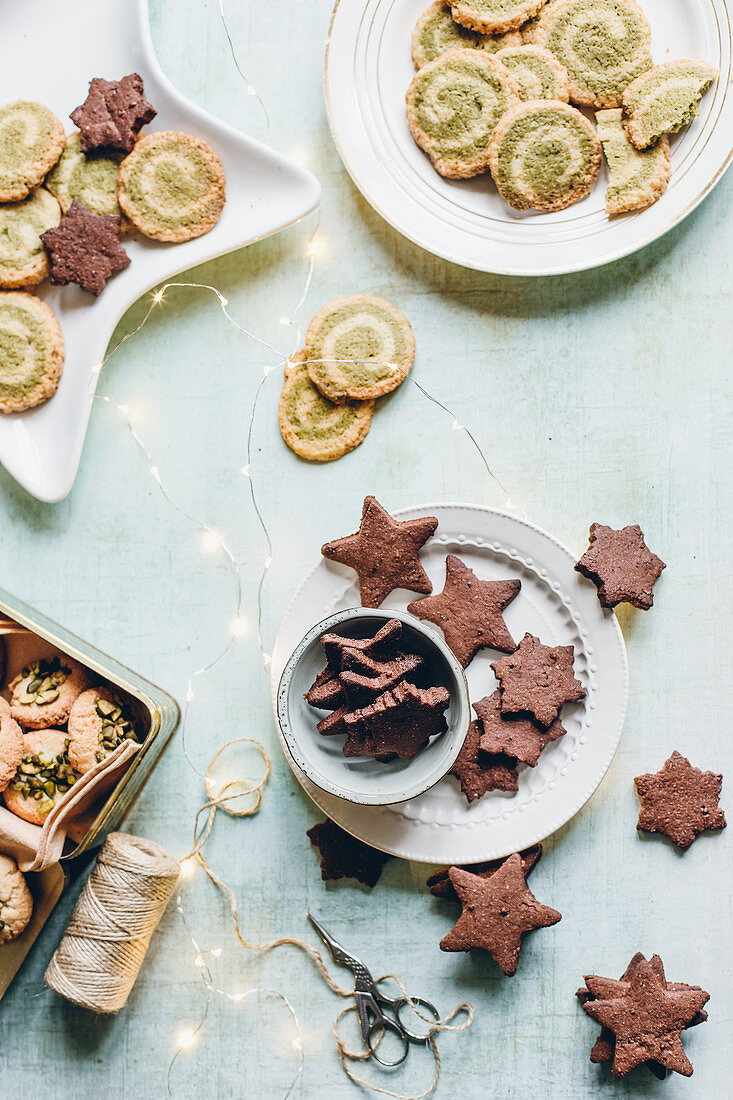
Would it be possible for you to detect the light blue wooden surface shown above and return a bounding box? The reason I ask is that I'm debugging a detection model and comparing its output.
[0,1,731,1097]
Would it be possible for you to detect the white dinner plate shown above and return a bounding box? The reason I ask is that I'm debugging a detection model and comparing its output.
[271,503,628,863]
[0,0,320,502]
[324,0,733,276]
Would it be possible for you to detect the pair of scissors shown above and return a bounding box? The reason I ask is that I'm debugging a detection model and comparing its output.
[308,912,441,1067]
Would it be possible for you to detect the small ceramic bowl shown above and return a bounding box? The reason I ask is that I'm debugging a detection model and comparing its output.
[276,607,470,806]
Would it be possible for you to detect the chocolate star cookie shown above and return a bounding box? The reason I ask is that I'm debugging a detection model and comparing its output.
[634,751,726,850]
[439,854,561,974]
[307,818,390,887]
[408,555,520,666]
[40,201,129,295]
[575,523,665,610]
[427,843,542,900]
[339,653,424,707]
[70,73,156,153]
[491,632,585,727]
[474,690,565,766]
[321,496,438,607]
[343,680,449,760]
[449,718,518,801]
[305,667,345,710]
[321,617,402,669]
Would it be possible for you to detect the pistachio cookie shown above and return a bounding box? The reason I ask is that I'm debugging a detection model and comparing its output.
[279,349,374,462]
[412,3,520,68]
[0,710,23,792]
[535,0,652,108]
[0,100,65,202]
[488,99,601,211]
[3,729,80,825]
[9,655,89,730]
[596,108,670,213]
[496,45,570,101]
[622,60,718,149]
[0,292,64,414]
[117,131,226,242]
[305,295,415,402]
[450,0,546,35]
[0,188,61,289]
[0,855,33,945]
[407,49,521,178]
[67,687,139,774]
[46,134,130,230]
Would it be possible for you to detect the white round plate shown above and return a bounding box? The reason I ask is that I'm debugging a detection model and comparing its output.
[324,0,733,276]
[271,503,628,863]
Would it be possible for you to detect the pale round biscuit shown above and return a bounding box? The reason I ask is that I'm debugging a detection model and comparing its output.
[488,99,601,211]
[9,655,89,729]
[46,133,131,233]
[0,854,33,944]
[622,60,719,149]
[0,712,23,792]
[496,45,570,101]
[279,351,374,462]
[412,2,521,68]
[67,686,138,775]
[596,107,670,213]
[0,292,64,414]
[450,0,546,35]
[2,728,80,826]
[406,48,522,178]
[305,295,415,402]
[0,100,65,202]
[0,188,61,289]
[117,131,226,242]
[535,0,652,108]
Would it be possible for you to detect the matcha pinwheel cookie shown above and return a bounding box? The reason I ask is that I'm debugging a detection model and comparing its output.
[450,0,546,34]
[3,728,80,825]
[488,100,601,210]
[67,687,139,774]
[0,292,64,414]
[117,131,226,242]
[9,655,89,729]
[412,3,521,67]
[0,710,24,792]
[596,107,669,213]
[279,350,374,462]
[305,295,415,402]
[0,188,61,289]
[535,0,652,108]
[0,100,65,202]
[496,45,570,101]
[46,133,130,230]
[407,48,521,177]
[0,855,33,945]
[622,60,718,149]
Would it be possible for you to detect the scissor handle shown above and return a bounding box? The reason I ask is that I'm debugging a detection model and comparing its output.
[366,1014,410,1067]
[391,995,441,1043]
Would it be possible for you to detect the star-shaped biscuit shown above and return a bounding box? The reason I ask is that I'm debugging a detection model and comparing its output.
[321,496,438,607]
[582,956,709,1077]
[474,690,565,767]
[70,73,157,153]
[427,843,542,900]
[634,750,726,850]
[575,523,666,610]
[306,818,390,887]
[40,201,130,296]
[439,855,561,975]
[342,681,449,760]
[449,718,518,801]
[321,617,402,669]
[408,555,520,666]
[491,633,585,728]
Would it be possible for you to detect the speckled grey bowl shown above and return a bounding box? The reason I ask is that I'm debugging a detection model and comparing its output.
[276,607,470,806]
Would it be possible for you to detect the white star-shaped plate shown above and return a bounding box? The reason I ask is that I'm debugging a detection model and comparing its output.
[0,0,320,501]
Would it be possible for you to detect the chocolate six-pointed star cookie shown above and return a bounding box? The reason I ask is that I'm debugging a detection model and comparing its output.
[473,690,565,767]
[40,201,130,295]
[427,844,542,900]
[342,680,449,760]
[634,751,726,850]
[70,73,157,153]
[491,633,585,727]
[307,818,390,887]
[575,523,666,610]
[449,719,518,801]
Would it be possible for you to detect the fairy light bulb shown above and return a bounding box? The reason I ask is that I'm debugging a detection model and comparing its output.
[178,1028,195,1049]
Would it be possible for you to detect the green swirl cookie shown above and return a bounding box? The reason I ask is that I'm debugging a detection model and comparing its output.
[0,189,61,289]
[279,351,374,462]
[0,101,65,202]
[0,292,64,414]
[407,48,521,177]
[305,296,415,403]
[520,3,549,43]
[622,60,719,149]
[596,108,670,213]
[46,134,130,231]
[412,4,523,68]
[535,0,652,107]
[450,0,546,35]
[496,45,570,101]
[488,99,601,210]
[117,131,226,242]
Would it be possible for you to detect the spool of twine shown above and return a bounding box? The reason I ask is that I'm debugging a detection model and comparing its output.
[45,831,180,1013]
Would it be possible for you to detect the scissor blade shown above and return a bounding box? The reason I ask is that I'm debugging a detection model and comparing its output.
[307,912,362,971]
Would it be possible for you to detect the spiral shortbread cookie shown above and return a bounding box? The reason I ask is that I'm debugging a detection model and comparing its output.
[117,131,226,242]
[46,134,130,232]
[520,2,550,43]
[305,296,415,402]
[596,108,669,213]
[3,728,79,825]
[0,855,33,944]
[0,101,65,202]
[0,292,64,414]
[622,60,718,149]
[279,350,374,462]
[496,45,569,101]
[407,48,521,177]
[0,188,61,289]
[535,0,652,108]
[450,0,546,35]
[488,99,601,210]
[412,3,522,67]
